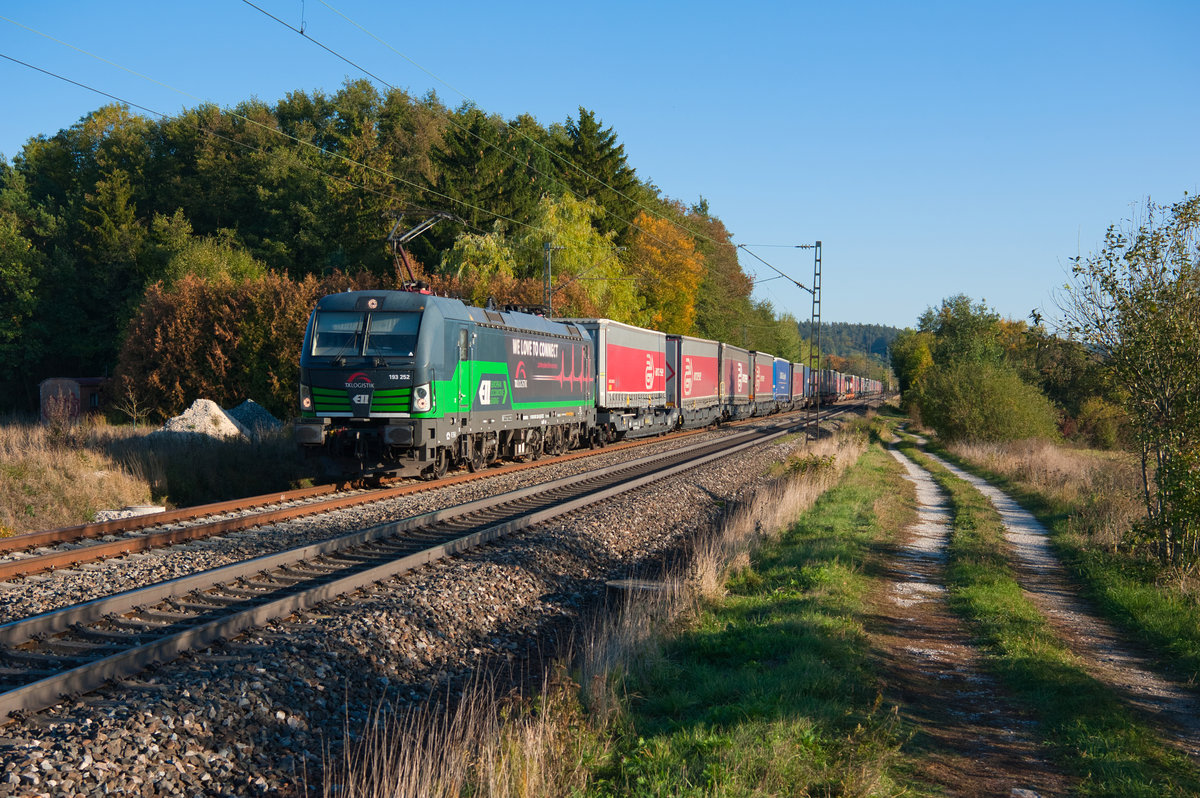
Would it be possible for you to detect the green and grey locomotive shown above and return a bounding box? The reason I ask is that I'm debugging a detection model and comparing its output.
[295,290,595,480]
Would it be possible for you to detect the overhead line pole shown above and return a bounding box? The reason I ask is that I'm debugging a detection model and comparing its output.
[805,242,822,441]
[737,241,823,442]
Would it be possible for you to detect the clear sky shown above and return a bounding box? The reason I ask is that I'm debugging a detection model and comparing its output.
[2,1,1197,329]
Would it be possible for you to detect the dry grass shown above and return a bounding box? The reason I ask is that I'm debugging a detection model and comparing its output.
[325,668,596,798]
[328,424,870,797]
[0,413,309,536]
[947,438,1143,550]
[0,415,152,536]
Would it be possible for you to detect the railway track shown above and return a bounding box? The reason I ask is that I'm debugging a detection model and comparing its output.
[0,413,843,721]
[0,407,847,582]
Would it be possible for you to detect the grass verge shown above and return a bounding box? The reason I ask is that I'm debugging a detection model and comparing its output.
[897,439,1200,796]
[932,439,1200,686]
[588,438,929,796]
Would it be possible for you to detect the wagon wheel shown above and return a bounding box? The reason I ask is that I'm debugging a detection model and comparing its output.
[528,428,543,461]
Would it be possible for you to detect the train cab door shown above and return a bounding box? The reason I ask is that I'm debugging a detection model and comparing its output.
[456,326,472,423]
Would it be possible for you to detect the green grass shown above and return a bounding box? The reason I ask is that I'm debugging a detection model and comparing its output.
[927,442,1200,686]
[587,444,935,797]
[898,440,1200,796]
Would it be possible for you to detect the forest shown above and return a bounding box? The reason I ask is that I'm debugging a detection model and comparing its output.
[0,80,817,420]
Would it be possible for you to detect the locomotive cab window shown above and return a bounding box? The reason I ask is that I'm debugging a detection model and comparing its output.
[311,312,364,357]
[364,312,421,358]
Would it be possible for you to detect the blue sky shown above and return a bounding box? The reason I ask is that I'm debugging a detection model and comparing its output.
[2,1,1197,329]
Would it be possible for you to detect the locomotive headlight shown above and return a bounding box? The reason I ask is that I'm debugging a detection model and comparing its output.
[413,383,432,412]
[299,384,314,411]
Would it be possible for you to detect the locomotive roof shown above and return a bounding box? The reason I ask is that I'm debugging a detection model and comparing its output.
[315,291,584,338]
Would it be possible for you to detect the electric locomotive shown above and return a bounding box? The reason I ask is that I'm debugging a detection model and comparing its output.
[294,291,595,480]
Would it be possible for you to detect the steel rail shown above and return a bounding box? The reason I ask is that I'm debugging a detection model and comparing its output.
[0,409,816,581]
[0,417,812,721]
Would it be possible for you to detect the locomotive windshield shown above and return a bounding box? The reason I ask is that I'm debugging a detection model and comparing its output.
[364,312,421,357]
[311,311,421,358]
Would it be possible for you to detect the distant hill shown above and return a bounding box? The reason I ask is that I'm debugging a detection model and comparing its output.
[801,322,903,363]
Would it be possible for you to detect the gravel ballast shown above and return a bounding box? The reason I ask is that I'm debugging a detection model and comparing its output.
[0,418,839,796]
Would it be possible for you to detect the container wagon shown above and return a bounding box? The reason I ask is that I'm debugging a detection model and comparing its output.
[667,334,722,429]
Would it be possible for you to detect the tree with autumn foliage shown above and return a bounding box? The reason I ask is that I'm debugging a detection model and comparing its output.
[112,271,396,421]
[0,82,820,417]
[896,294,1059,443]
[626,211,703,334]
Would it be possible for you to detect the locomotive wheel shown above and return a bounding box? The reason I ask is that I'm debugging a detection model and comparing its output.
[546,426,563,457]
[427,447,448,479]
[467,437,485,472]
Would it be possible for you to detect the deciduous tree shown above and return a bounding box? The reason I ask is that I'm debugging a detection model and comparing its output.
[1061,194,1200,564]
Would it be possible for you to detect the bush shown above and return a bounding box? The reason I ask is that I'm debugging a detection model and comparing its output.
[914,360,1060,443]
[1075,396,1127,450]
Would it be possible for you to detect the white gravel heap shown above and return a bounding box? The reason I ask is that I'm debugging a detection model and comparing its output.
[159,398,250,440]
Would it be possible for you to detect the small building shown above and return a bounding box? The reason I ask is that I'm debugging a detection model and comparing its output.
[39,377,107,423]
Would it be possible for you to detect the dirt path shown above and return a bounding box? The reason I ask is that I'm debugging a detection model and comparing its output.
[874,447,1070,796]
[922,449,1200,759]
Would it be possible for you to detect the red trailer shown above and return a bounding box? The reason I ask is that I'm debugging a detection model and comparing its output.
[790,363,808,408]
[667,334,721,428]
[561,318,673,440]
[750,351,776,415]
[718,343,753,420]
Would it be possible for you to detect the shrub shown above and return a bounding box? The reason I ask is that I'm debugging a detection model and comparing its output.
[1075,396,1127,450]
[111,270,395,422]
[914,360,1059,443]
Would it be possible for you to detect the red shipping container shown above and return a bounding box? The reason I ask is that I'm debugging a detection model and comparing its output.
[667,334,720,409]
[560,318,666,410]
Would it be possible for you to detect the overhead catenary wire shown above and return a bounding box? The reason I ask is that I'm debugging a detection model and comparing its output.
[244,0,811,287]
[0,18,547,240]
[314,0,717,248]
[0,44,639,272]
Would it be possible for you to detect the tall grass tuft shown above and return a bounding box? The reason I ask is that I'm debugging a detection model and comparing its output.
[947,438,1142,550]
[0,413,151,535]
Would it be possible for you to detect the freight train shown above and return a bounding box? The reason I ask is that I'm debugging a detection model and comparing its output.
[294,290,883,480]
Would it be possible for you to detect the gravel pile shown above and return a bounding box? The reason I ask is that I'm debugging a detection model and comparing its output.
[0,417,833,796]
[226,400,283,440]
[157,399,249,440]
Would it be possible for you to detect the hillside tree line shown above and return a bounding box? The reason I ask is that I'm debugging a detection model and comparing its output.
[0,82,818,419]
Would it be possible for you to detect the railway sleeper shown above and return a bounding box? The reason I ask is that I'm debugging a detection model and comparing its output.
[216,585,276,600]
[70,626,158,644]
[1,649,90,667]
[36,638,123,657]
[0,666,56,680]
[114,610,191,625]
